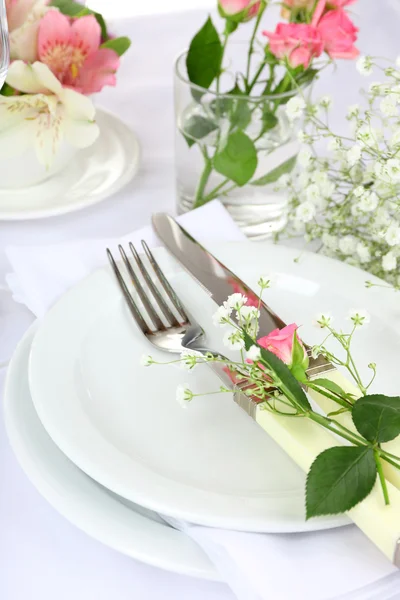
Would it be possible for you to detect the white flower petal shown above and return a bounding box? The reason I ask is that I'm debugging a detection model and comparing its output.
[6,61,44,93]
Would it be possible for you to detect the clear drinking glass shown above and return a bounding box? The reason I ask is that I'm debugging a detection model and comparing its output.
[174,45,307,239]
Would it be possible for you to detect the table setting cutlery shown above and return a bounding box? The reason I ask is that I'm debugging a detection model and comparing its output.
[4,200,400,600]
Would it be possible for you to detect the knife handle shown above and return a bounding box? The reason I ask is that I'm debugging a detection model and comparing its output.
[308,370,400,491]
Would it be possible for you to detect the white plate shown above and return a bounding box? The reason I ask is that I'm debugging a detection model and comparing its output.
[0,108,140,220]
[4,324,218,580]
[28,241,400,532]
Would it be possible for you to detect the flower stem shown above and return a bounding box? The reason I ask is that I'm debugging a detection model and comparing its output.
[245,3,266,92]
[193,148,213,208]
[374,450,390,505]
[307,412,365,446]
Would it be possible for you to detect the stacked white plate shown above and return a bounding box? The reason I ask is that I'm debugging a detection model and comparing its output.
[4,241,400,587]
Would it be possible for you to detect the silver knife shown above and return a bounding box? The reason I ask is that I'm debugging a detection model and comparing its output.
[152,212,333,378]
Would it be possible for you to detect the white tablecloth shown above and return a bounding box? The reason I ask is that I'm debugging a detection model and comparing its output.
[1,4,400,599]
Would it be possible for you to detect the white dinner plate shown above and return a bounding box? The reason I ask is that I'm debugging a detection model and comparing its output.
[4,324,218,580]
[0,108,140,220]
[28,241,400,532]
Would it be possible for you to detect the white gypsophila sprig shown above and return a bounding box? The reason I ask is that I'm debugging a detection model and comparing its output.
[224,293,248,311]
[356,56,373,76]
[348,309,371,327]
[212,305,232,327]
[176,384,194,408]
[140,355,154,366]
[223,329,245,351]
[180,349,204,370]
[314,312,333,328]
[281,58,400,291]
[286,97,306,120]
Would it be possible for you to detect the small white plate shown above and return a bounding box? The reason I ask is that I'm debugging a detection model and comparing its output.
[4,324,218,580]
[29,240,400,533]
[0,108,140,221]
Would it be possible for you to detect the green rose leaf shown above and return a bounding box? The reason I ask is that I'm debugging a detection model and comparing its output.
[101,36,131,56]
[261,109,278,132]
[306,446,376,518]
[186,17,223,90]
[311,378,354,400]
[242,332,311,411]
[50,0,107,39]
[182,115,218,148]
[230,94,252,130]
[214,131,257,186]
[291,331,309,370]
[352,394,400,443]
[251,155,297,186]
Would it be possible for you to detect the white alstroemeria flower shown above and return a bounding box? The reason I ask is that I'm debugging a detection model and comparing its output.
[339,235,357,255]
[247,345,261,361]
[385,224,400,246]
[295,201,316,223]
[286,97,306,120]
[140,355,154,367]
[348,309,371,327]
[180,349,203,370]
[356,56,373,76]
[224,293,248,311]
[356,242,371,264]
[1,61,99,167]
[346,145,362,166]
[382,251,397,272]
[223,330,245,351]
[212,305,232,327]
[176,384,194,408]
[314,312,333,328]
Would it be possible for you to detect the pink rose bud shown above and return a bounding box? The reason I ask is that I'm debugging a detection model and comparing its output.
[280,0,315,20]
[315,8,359,59]
[257,323,308,369]
[263,23,323,69]
[218,0,262,22]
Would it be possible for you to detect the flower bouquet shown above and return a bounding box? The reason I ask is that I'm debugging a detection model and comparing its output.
[175,0,359,238]
[279,57,400,290]
[0,0,130,187]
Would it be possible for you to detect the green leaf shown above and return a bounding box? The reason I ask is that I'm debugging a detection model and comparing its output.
[242,333,311,412]
[0,82,15,96]
[182,115,218,148]
[186,17,223,90]
[306,446,376,518]
[251,155,297,186]
[352,394,400,443]
[101,36,131,56]
[291,331,309,370]
[213,131,257,186]
[261,109,278,132]
[230,96,252,130]
[50,0,107,39]
[295,68,318,87]
[311,378,351,399]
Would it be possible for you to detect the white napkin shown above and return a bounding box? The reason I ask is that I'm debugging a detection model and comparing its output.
[5,199,400,600]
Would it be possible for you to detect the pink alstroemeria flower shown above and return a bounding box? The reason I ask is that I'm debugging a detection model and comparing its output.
[258,323,307,367]
[37,10,120,95]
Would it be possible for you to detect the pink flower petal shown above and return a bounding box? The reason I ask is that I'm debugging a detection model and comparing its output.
[38,10,73,80]
[75,48,120,94]
[71,14,101,59]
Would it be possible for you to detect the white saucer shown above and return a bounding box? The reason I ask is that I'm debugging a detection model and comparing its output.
[0,108,140,221]
[4,324,217,581]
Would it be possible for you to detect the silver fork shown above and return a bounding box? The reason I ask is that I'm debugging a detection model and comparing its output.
[106,241,234,387]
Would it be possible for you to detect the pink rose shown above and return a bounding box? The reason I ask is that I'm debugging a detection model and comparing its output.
[257,323,307,367]
[328,0,357,6]
[314,8,359,59]
[218,0,262,22]
[263,23,323,68]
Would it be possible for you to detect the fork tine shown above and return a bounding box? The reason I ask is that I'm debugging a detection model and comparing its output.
[118,245,166,331]
[129,242,182,327]
[141,240,189,323]
[106,249,152,335]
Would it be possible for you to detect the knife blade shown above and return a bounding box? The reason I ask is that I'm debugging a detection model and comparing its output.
[152,212,333,377]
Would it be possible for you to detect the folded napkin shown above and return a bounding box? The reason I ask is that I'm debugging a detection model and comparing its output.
[5,200,400,600]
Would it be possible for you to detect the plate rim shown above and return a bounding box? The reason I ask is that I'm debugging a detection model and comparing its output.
[0,107,140,221]
[4,323,219,581]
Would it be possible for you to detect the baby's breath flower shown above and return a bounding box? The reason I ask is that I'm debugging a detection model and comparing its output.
[140,355,154,367]
[356,56,373,76]
[306,183,321,204]
[339,235,357,255]
[176,384,194,408]
[298,147,313,168]
[277,173,291,187]
[347,104,360,119]
[347,145,362,166]
[382,251,397,272]
[386,158,400,182]
[385,224,400,246]
[358,190,379,212]
[295,201,316,223]
[180,349,203,370]
[247,345,261,361]
[223,330,245,351]
[348,309,371,327]
[224,293,248,311]
[240,305,260,321]
[380,94,398,117]
[286,96,306,120]
[212,305,232,327]
[321,232,338,252]
[258,274,273,289]
[319,95,332,109]
[314,312,333,328]
[311,345,322,359]
[353,185,364,198]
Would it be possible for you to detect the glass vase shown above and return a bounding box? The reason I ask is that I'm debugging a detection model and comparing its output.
[174,46,306,239]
